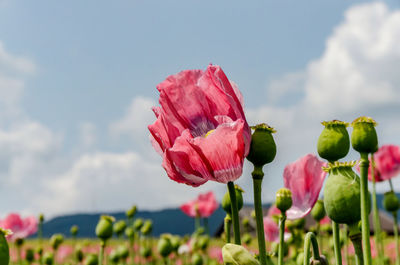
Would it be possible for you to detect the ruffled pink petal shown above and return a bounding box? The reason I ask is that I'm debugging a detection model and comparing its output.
[189,120,246,184]
[284,154,327,220]
[374,145,400,181]
[197,191,218,218]
[0,213,37,241]
[165,130,211,186]
[180,200,197,218]
[263,217,279,243]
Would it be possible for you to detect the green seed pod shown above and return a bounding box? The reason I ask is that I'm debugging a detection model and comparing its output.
[158,236,173,257]
[311,200,326,222]
[0,229,10,265]
[25,248,35,263]
[276,188,293,213]
[286,218,306,230]
[108,249,119,264]
[43,252,54,265]
[242,217,250,229]
[125,226,135,239]
[75,248,84,262]
[70,225,79,237]
[191,253,204,265]
[222,243,260,265]
[351,117,378,154]
[113,220,127,237]
[126,205,137,219]
[141,220,153,236]
[140,246,152,258]
[15,237,24,247]
[242,233,252,245]
[246,123,277,168]
[324,162,370,225]
[169,235,181,252]
[50,234,64,250]
[197,236,210,251]
[383,191,400,212]
[221,185,244,215]
[133,218,144,231]
[84,254,98,265]
[317,120,350,162]
[117,245,129,260]
[95,215,114,241]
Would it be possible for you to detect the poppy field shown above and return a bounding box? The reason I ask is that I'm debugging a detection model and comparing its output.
[0,64,399,265]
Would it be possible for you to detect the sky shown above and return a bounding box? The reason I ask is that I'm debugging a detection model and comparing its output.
[0,0,400,217]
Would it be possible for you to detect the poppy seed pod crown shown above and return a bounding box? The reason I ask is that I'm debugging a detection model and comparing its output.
[351,116,378,154]
[276,188,293,213]
[317,120,350,162]
[246,123,277,169]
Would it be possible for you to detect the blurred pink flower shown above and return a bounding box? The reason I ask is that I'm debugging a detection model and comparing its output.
[263,216,290,243]
[283,154,327,220]
[148,64,251,187]
[208,246,223,263]
[356,145,400,182]
[57,245,74,263]
[181,191,218,218]
[319,216,331,225]
[267,205,281,217]
[0,213,37,241]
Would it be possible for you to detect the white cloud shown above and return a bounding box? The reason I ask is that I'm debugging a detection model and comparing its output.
[79,122,97,148]
[0,42,36,75]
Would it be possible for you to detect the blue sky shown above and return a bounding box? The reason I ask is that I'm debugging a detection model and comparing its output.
[0,0,399,217]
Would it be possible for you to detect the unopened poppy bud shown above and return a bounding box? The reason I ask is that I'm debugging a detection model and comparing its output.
[141,220,153,236]
[197,235,210,251]
[140,246,152,258]
[95,215,114,241]
[317,120,350,162]
[43,252,54,265]
[39,213,45,222]
[276,188,292,213]
[169,235,181,252]
[0,229,10,265]
[15,238,24,247]
[36,246,43,256]
[75,248,84,262]
[158,236,173,257]
[351,117,378,154]
[113,220,127,237]
[84,254,98,265]
[222,185,244,216]
[125,227,135,239]
[50,234,64,250]
[222,243,260,265]
[192,253,204,265]
[311,200,326,222]
[117,245,129,260]
[323,162,370,225]
[246,124,277,168]
[133,218,144,231]
[126,205,137,219]
[242,217,250,229]
[383,191,400,212]
[70,225,79,237]
[25,248,35,263]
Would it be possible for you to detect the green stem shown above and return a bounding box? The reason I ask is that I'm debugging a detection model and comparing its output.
[344,225,349,265]
[227,181,241,245]
[204,218,209,235]
[224,215,232,243]
[303,232,321,265]
[278,213,286,265]
[332,221,342,265]
[359,152,372,265]
[393,211,400,265]
[349,223,364,265]
[99,240,105,265]
[371,154,384,264]
[195,216,200,232]
[252,168,267,265]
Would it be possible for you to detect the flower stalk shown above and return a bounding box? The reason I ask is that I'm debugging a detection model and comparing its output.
[303,232,321,265]
[227,181,241,245]
[252,168,267,265]
[359,153,372,265]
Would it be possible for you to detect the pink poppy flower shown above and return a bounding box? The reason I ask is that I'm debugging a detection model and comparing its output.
[283,154,327,220]
[0,213,38,241]
[180,191,218,218]
[319,216,331,226]
[148,64,251,187]
[267,205,281,217]
[356,145,400,182]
